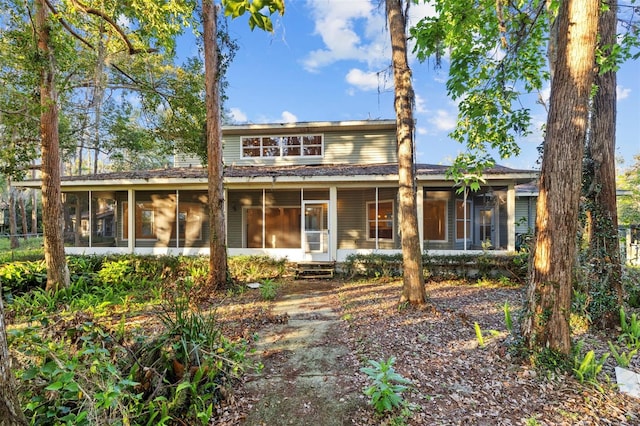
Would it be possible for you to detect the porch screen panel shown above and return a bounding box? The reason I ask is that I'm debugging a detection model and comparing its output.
[424,199,447,241]
[135,191,177,247]
[178,191,209,248]
[367,200,393,240]
[245,207,301,248]
[456,199,471,240]
[63,192,89,247]
[90,193,116,247]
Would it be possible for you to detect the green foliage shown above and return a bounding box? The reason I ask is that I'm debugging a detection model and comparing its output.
[222,0,285,31]
[607,341,638,368]
[0,259,47,295]
[572,341,609,388]
[8,256,255,425]
[474,322,485,348]
[361,357,412,415]
[503,301,513,333]
[259,278,278,301]
[619,307,640,349]
[227,255,287,282]
[618,155,640,226]
[410,0,549,181]
[344,252,528,282]
[0,237,44,263]
[623,267,640,308]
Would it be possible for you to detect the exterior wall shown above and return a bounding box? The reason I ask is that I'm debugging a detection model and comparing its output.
[515,196,537,234]
[336,187,400,250]
[222,128,397,167]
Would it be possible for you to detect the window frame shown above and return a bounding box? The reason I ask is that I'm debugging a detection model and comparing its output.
[366,199,395,242]
[240,134,324,159]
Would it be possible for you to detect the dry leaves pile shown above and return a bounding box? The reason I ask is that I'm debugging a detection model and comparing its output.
[337,279,640,425]
[214,278,640,425]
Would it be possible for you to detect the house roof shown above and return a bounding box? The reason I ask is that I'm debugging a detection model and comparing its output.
[46,162,532,180]
[12,162,537,189]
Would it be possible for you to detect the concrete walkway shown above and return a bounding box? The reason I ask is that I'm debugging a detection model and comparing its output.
[241,284,365,425]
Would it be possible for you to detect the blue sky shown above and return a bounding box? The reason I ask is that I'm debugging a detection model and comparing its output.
[205,0,640,172]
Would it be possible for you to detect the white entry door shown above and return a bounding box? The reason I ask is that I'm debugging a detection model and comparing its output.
[303,201,329,261]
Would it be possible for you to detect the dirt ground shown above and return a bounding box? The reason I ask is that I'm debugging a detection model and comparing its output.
[214,278,640,425]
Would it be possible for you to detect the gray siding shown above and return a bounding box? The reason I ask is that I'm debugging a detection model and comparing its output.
[515,197,536,234]
[173,154,203,168]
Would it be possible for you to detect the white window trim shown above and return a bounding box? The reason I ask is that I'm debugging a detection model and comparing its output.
[424,196,449,243]
[366,199,395,242]
[240,134,324,159]
[455,198,472,242]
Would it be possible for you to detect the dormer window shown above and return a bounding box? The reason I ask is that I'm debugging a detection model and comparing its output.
[241,134,323,158]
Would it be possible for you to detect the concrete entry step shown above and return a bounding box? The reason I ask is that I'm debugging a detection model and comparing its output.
[294,261,336,279]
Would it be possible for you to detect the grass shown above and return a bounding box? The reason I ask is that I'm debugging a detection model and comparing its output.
[0,236,44,264]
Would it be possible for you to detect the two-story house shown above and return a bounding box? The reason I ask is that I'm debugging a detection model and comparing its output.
[17,120,539,261]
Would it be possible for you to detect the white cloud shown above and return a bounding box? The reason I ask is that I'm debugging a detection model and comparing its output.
[280,111,298,123]
[229,107,248,123]
[428,109,457,131]
[416,127,428,135]
[617,85,631,100]
[303,0,388,71]
[345,68,382,91]
[415,93,427,113]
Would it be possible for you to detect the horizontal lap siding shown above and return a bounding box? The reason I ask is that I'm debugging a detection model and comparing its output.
[337,187,399,250]
[222,129,397,166]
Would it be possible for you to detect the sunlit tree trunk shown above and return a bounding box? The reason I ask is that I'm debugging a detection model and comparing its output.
[581,0,623,329]
[36,0,70,291]
[203,0,228,290]
[0,290,28,426]
[386,0,426,305]
[522,0,599,355]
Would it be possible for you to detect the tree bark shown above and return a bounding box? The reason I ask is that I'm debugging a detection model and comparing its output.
[203,0,228,290]
[36,0,70,292]
[582,0,623,328]
[522,0,599,355]
[386,0,427,305]
[18,195,28,241]
[0,290,28,426]
[8,186,19,250]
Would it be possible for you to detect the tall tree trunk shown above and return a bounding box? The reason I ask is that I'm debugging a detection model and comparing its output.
[386,0,426,305]
[36,0,70,292]
[0,289,28,426]
[522,0,599,355]
[203,0,228,290]
[8,186,19,250]
[18,194,28,241]
[31,188,38,238]
[582,0,623,329]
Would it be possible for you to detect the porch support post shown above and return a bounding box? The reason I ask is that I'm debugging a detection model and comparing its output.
[507,183,516,251]
[329,186,337,261]
[224,188,228,247]
[88,190,92,248]
[127,189,134,254]
[416,185,423,252]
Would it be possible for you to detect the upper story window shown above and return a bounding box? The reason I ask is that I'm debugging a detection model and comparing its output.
[241,135,323,158]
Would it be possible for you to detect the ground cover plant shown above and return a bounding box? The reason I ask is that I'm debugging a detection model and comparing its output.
[3,253,640,425]
[3,254,282,425]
